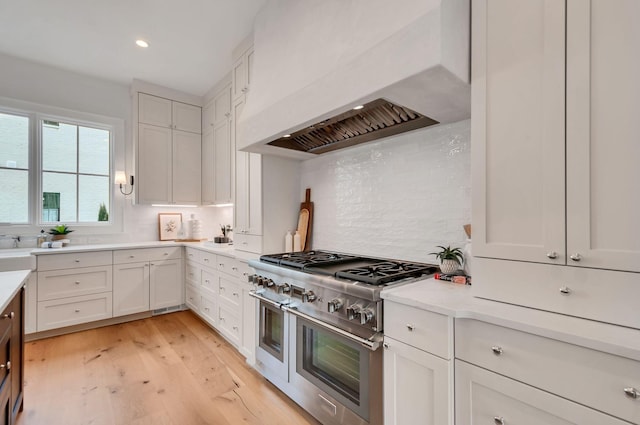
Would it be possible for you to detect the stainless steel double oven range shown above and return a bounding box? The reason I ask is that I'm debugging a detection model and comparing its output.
[248,251,437,425]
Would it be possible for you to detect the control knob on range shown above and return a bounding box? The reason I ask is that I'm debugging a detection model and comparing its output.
[327,298,344,313]
[265,278,275,288]
[359,307,375,325]
[276,282,291,294]
[347,303,362,321]
[302,290,317,303]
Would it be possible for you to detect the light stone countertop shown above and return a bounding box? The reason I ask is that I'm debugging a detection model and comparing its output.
[382,278,640,362]
[0,270,30,313]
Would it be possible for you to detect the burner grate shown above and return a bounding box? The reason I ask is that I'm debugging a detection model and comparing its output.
[336,261,438,285]
[260,250,359,269]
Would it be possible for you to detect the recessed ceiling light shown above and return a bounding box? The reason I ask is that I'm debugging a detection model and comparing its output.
[353,105,364,110]
[136,39,149,48]
[283,134,291,138]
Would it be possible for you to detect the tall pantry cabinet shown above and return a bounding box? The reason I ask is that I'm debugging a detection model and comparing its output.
[471,0,640,328]
[137,93,202,205]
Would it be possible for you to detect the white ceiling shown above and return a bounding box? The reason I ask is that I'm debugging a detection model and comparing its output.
[0,0,266,96]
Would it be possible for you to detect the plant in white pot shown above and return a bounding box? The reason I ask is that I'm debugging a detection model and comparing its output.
[48,224,73,241]
[430,245,464,274]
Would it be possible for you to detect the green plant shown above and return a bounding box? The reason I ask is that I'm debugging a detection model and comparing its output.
[98,203,109,221]
[48,224,73,235]
[429,245,464,265]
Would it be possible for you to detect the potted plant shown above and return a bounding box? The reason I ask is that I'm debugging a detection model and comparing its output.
[48,224,73,241]
[430,245,464,274]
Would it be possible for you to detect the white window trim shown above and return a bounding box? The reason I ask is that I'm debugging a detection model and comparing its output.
[0,96,126,236]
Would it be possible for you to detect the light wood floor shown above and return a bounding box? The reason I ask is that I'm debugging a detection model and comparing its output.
[16,311,321,425]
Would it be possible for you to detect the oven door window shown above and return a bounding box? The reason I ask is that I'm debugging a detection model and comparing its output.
[296,318,370,420]
[259,301,284,362]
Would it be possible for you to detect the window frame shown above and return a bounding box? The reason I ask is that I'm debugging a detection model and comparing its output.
[0,97,125,235]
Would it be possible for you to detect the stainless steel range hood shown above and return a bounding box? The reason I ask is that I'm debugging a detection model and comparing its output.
[238,0,470,159]
[267,99,439,155]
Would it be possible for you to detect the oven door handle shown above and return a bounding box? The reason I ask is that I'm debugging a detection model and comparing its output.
[248,290,286,309]
[284,306,382,351]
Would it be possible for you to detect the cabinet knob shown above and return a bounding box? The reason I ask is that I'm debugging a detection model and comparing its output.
[0,361,10,371]
[204,258,210,262]
[406,324,415,332]
[232,267,238,271]
[2,312,14,320]
[75,309,80,313]
[493,417,505,425]
[75,259,80,263]
[233,292,239,297]
[233,326,239,331]
[163,252,169,256]
[570,253,582,262]
[75,281,80,285]
[219,263,224,267]
[624,387,639,399]
[383,342,390,349]
[129,255,135,258]
[559,286,571,295]
[491,346,503,355]
[546,251,558,259]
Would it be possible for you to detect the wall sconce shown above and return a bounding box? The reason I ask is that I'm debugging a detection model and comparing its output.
[114,171,134,195]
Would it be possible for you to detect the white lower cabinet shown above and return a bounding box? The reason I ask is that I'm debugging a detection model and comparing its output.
[455,360,629,425]
[112,262,150,317]
[185,283,200,313]
[149,259,182,310]
[383,337,450,425]
[37,292,113,332]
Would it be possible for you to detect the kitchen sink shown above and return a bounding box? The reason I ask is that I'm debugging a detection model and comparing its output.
[0,249,36,271]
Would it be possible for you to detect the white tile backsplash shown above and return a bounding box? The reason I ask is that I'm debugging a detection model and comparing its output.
[300,119,470,263]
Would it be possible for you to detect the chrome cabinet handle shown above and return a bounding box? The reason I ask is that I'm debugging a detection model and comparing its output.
[383,342,389,349]
[559,286,571,295]
[75,309,80,313]
[2,312,14,320]
[546,251,558,259]
[75,259,80,263]
[491,346,503,355]
[75,281,80,285]
[129,255,135,258]
[570,253,582,262]
[0,361,10,371]
[494,417,505,425]
[624,387,639,399]
[406,324,415,331]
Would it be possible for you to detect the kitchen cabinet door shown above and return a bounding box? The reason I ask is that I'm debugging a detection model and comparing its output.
[455,360,628,425]
[201,128,215,204]
[241,283,256,364]
[232,46,254,101]
[566,0,640,273]
[213,84,231,124]
[138,93,172,128]
[172,130,201,205]
[471,0,566,264]
[383,337,450,425]
[172,101,201,134]
[149,259,182,310]
[138,123,172,204]
[213,118,232,204]
[113,262,150,317]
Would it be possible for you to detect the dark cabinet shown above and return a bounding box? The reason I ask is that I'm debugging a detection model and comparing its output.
[0,289,23,425]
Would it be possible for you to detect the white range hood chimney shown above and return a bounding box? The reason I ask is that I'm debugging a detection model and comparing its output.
[238,0,470,159]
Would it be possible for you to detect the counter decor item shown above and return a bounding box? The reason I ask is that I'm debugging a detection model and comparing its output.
[48,224,73,244]
[430,245,464,274]
[158,213,182,241]
[297,188,313,251]
[285,231,293,252]
[463,224,472,276]
[293,230,301,252]
[213,224,231,244]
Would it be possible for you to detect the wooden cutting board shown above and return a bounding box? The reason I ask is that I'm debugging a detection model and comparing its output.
[297,188,313,251]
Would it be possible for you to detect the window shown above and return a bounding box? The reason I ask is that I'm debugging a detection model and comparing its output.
[0,103,118,228]
[0,112,30,224]
[41,119,111,223]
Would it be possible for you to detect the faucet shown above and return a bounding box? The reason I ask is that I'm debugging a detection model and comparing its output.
[12,236,20,248]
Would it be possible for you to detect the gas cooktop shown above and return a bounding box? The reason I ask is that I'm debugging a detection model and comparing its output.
[259,250,437,286]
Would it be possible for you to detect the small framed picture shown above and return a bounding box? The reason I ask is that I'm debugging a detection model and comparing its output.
[158,213,182,241]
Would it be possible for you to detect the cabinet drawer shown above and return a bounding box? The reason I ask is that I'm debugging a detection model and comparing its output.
[201,269,217,295]
[185,262,200,285]
[234,234,261,254]
[200,293,217,327]
[37,266,112,301]
[199,251,217,268]
[455,360,628,425]
[184,247,200,264]
[185,284,200,312]
[455,319,640,423]
[384,301,450,359]
[37,293,113,331]
[37,251,112,271]
[216,255,240,277]
[236,260,253,283]
[218,277,241,307]
[217,303,241,346]
[113,247,181,264]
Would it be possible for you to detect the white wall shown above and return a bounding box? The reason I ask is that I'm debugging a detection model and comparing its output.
[300,119,470,264]
[0,52,231,245]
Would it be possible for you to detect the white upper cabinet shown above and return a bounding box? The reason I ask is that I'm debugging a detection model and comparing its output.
[213,85,232,124]
[232,46,254,101]
[472,0,566,265]
[137,92,202,205]
[566,0,640,272]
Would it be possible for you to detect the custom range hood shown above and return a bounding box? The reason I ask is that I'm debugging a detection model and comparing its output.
[238,0,471,159]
